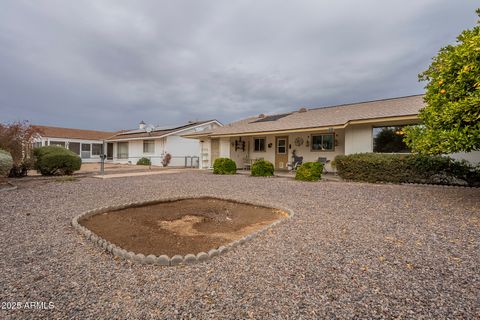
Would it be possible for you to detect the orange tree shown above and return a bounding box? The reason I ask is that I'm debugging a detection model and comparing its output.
[404,9,480,154]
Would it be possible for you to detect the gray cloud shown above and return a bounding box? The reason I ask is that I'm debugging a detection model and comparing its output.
[0,0,477,130]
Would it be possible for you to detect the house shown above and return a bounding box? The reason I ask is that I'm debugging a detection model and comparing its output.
[105,120,222,167]
[33,125,116,163]
[184,95,480,170]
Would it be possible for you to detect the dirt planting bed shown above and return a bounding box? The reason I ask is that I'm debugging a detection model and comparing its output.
[79,197,287,256]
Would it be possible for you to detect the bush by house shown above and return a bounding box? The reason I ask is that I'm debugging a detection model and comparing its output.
[251,159,274,177]
[34,146,82,176]
[0,149,13,177]
[334,153,480,187]
[213,158,236,175]
[295,162,323,181]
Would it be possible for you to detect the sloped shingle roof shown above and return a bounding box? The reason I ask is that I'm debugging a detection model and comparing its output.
[106,120,217,141]
[33,125,117,140]
[192,95,424,137]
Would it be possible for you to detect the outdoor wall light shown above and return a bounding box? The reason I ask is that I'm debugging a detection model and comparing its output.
[268,143,272,148]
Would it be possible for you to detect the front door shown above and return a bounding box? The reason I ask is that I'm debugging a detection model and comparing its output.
[275,136,288,170]
[107,143,114,160]
[81,143,91,159]
[210,138,220,167]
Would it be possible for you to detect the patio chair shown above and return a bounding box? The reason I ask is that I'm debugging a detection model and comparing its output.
[289,154,303,171]
[317,157,330,173]
[243,158,251,170]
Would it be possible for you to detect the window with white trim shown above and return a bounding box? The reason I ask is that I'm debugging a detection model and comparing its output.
[50,141,66,147]
[117,142,128,159]
[311,134,334,151]
[372,126,410,153]
[253,138,266,152]
[92,143,103,156]
[143,140,155,154]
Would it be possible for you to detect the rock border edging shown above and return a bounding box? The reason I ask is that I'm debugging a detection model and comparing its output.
[71,196,294,266]
[0,182,18,192]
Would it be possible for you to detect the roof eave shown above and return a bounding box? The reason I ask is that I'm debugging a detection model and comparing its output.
[108,120,222,141]
[188,114,420,138]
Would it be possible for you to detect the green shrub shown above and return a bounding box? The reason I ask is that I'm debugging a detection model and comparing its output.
[213,158,236,174]
[33,146,81,176]
[251,159,274,177]
[334,153,480,187]
[0,148,13,177]
[137,157,151,166]
[295,162,323,181]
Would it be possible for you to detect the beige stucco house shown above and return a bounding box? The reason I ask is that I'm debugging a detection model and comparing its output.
[185,95,479,171]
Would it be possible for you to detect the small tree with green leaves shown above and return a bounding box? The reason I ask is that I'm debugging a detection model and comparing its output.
[404,9,480,155]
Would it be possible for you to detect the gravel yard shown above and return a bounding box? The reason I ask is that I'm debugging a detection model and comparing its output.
[1,171,479,319]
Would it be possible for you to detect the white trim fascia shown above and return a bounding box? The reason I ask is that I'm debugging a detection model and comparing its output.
[108,120,222,142]
[39,137,106,144]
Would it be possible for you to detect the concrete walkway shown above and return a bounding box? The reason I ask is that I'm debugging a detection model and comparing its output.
[236,170,342,181]
[93,169,198,179]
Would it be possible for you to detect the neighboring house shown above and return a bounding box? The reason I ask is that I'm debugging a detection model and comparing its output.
[33,125,116,163]
[184,95,480,171]
[105,120,222,167]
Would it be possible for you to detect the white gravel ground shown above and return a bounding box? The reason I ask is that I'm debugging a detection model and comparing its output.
[1,171,479,319]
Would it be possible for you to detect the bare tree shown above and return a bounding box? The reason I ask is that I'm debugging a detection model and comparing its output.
[0,121,41,177]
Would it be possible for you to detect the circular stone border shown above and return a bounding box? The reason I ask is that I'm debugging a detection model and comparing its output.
[71,196,294,266]
[0,182,18,192]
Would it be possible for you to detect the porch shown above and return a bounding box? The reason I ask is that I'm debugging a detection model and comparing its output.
[221,129,346,172]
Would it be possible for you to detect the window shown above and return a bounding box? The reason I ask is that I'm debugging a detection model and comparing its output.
[373,126,410,153]
[143,140,155,153]
[69,142,80,155]
[277,138,287,154]
[92,143,103,156]
[32,142,42,149]
[50,141,66,147]
[117,142,128,159]
[311,134,334,151]
[253,138,266,152]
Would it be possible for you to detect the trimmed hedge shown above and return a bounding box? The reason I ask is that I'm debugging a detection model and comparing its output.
[251,159,274,177]
[34,146,81,176]
[0,148,13,177]
[213,158,236,174]
[295,162,323,181]
[334,153,480,187]
[137,157,151,166]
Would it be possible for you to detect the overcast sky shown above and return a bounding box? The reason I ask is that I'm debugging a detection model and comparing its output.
[0,1,477,131]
